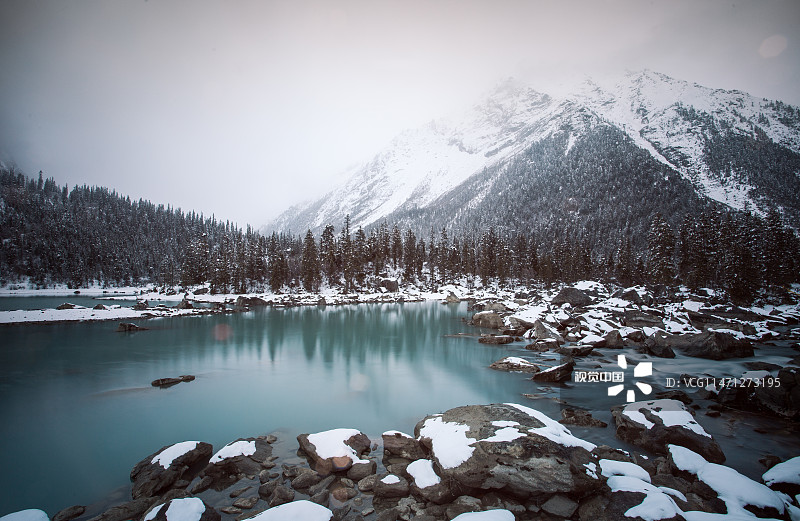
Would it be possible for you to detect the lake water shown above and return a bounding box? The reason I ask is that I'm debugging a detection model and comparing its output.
[1,299,797,517]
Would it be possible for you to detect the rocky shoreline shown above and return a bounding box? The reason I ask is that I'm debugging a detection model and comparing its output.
[7,401,799,521]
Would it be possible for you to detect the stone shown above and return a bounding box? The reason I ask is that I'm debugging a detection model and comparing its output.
[298,429,371,474]
[268,485,295,507]
[552,287,593,308]
[291,469,323,490]
[52,506,85,521]
[347,460,377,481]
[556,345,594,357]
[380,278,400,292]
[680,331,754,360]
[133,300,149,311]
[414,403,601,498]
[220,507,242,515]
[444,496,483,520]
[640,332,676,358]
[623,310,664,329]
[176,299,193,310]
[373,474,410,498]
[532,360,575,382]
[541,494,578,518]
[471,311,505,329]
[130,441,213,499]
[231,497,259,510]
[382,431,426,460]
[478,334,514,345]
[603,330,625,349]
[488,357,540,373]
[57,302,77,310]
[445,292,460,303]
[525,339,559,351]
[531,319,565,345]
[93,303,107,310]
[612,399,725,463]
[190,476,214,494]
[558,408,607,428]
[235,296,269,307]
[717,366,799,419]
[200,437,273,491]
[614,288,644,305]
[116,322,148,332]
[87,498,157,521]
[357,474,378,492]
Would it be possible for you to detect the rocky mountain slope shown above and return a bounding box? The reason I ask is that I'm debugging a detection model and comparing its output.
[266,70,800,240]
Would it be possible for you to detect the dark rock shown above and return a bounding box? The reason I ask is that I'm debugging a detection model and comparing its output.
[614,288,644,305]
[232,497,259,510]
[230,486,252,498]
[612,399,725,463]
[373,474,410,498]
[194,288,209,295]
[478,334,514,345]
[541,494,579,518]
[379,278,399,292]
[640,332,676,358]
[679,331,754,360]
[717,366,800,419]
[190,475,214,494]
[347,460,377,481]
[151,377,183,387]
[556,344,594,357]
[235,296,269,307]
[414,403,601,497]
[200,437,273,491]
[559,408,607,428]
[291,469,323,490]
[357,474,378,492]
[489,357,540,373]
[471,311,505,329]
[444,496,483,520]
[330,482,358,502]
[603,330,625,348]
[87,498,157,521]
[57,302,77,310]
[532,360,575,382]
[179,375,195,382]
[93,304,107,310]
[687,311,738,331]
[133,300,149,311]
[220,507,242,515]
[654,390,693,405]
[298,429,371,474]
[525,339,559,352]
[176,299,193,310]
[445,292,460,303]
[624,310,664,329]
[116,322,148,332]
[130,440,213,499]
[531,319,565,344]
[759,454,782,470]
[268,485,295,507]
[743,361,782,372]
[382,431,425,460]
[53,506,85,521]
[552,287,593,308]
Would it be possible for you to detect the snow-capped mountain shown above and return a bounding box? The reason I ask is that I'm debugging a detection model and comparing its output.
[267,70,800,236]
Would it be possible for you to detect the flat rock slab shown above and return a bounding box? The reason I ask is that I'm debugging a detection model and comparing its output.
[612,399,725,463]
[414,403,601,497]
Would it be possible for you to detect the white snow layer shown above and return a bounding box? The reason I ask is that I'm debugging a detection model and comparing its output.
[381,475,401,485]
[151,441,199,469]
[248,500,333,521]
[763,456,800,487]
[407,459,441,488]
[417,416,475,469]
[450,510,515,521]
[144,498,206,521]
[622,399,711,438]
[306,429,369,464]
[209,440,256,463]
[0,511,49,521]
[669,445,785,517]
[606,475,684,521]
[599,459,652,483]
[506,403,596,451]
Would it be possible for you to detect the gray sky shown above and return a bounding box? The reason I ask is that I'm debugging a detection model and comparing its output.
[1,0,798,228]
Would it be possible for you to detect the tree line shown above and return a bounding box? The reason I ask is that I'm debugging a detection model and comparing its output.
[1,166,798,303]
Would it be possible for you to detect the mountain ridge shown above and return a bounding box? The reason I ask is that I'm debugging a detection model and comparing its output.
[266,70,800,236]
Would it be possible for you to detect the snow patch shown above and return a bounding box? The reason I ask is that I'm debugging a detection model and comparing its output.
[306,429,369,465]
[0,511,49,521]
[622,400,711,438]
[506,403,596,451]
[144,498,206,521]
[763,456,800,487]
[407,459,441,489]
[151,441,199,469]
[417,416,475,469]
[209,440,256,463]
[248,500,333,521]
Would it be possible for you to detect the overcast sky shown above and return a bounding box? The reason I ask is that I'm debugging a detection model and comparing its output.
[1,0,798,228]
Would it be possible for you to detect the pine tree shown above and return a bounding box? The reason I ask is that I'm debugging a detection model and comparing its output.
[647,214,675,286]
[301,229,321,292]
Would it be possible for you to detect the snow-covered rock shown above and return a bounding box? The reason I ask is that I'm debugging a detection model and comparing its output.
[130,440,212,499]
[297,428,371,474]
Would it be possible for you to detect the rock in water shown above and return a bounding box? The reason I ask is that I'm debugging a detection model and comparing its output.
[471,311,505,329]
[117,322,147,332]
[413,403,601,497]
[489,357,540,373]
[130,440,213,499]
[680,331,754,360]
[200,437,274,490]
[611,399,725,463]
[381,431,426,460]
[532,360,574,382]
[478,335,514,345]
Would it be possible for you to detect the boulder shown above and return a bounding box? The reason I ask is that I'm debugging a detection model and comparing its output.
[611,399,725,463]
[445,292,460,303]
[552,287,593,308]
[235,296,269,307]
[194,287,209,295]
[116,322,147,332]
[380,278,399,292]
[86,498,156,521]
[56,302,77,310]
[478,335,514,345]
[613,288,644,305]
[373,474,410,498]
[130,440,213,499]
[297,428,372,474]
[531,319,565,345]
[93,304,107,310]
[623,310,664,329]
[52,506,85,521]
[483,301,509,312]
[489,357,540,373]
[151,378,183,388]
[640,332,676,358]
[176,299,193,310]
[200,437,274,490]
[406,459,455,504]
[471,311,505,329]
[382,431,426,461]
[678,331,753,360]
[133,300,149,311]
[525,339,559,352]
[603,330,625,349]
[532,361,575,382]
[717,366,799,419]
[556,345,594,357]
[559,408,608,428]
[414,403,601,498]
[142,498,219,521]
